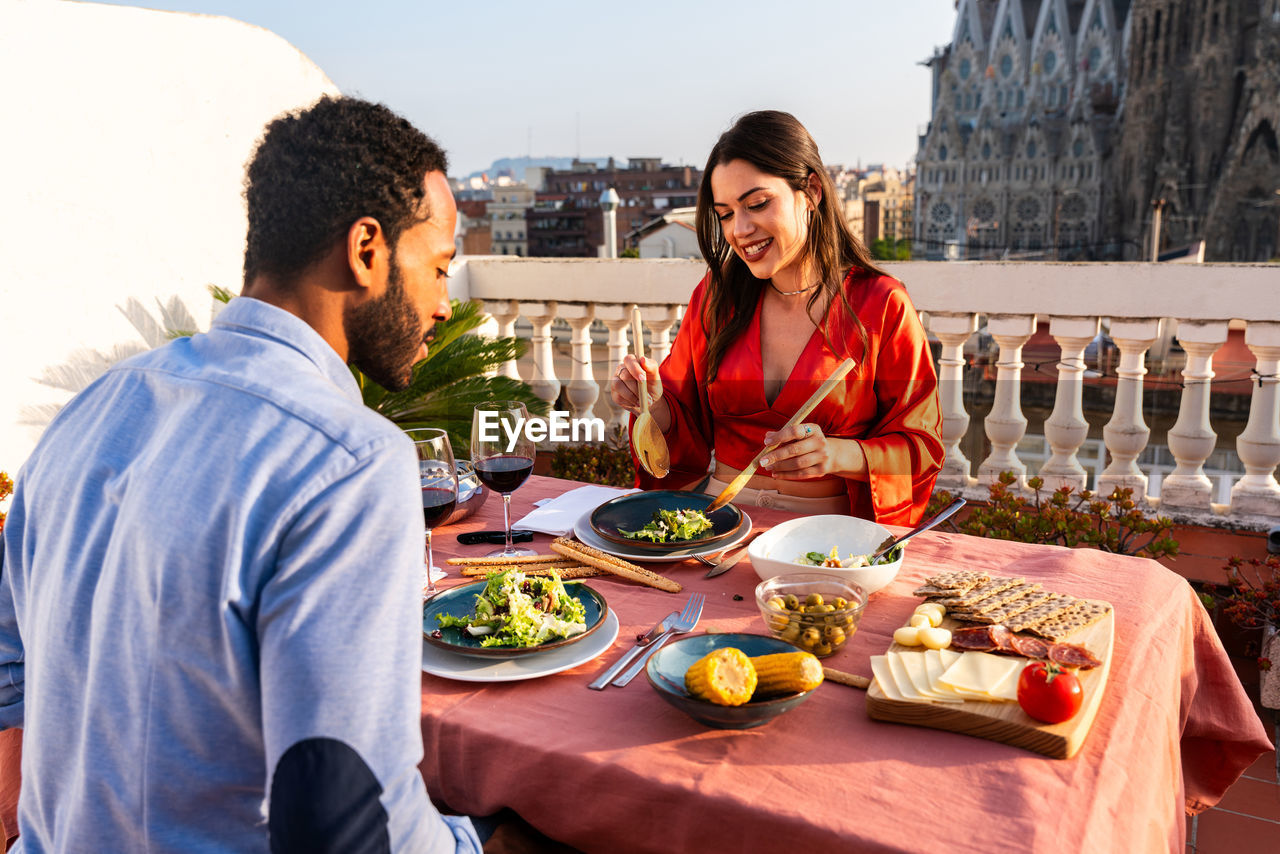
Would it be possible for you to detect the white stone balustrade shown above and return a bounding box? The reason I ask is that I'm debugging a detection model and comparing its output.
[428,258,1280,527]
[929,313,979,490]
[559,303,598,422]
[1098,320,1162,498]
[481,299,521,380]
[978,315,1037,487]
[1161,321,1229,511]
[1039,317,1101,492]
[1232,323,1280,516]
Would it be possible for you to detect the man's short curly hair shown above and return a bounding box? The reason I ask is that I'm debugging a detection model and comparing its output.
[243,95,448,285]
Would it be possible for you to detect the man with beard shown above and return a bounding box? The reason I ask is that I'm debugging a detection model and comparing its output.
[0,97,482,852]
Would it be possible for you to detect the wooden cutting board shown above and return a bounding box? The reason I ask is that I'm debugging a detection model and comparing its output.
[864,614,1114,759]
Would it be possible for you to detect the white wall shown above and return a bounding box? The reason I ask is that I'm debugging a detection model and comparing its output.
[0,0,338,473]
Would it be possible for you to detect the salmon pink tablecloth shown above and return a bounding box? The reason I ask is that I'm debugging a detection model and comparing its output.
[419,477,1272,854]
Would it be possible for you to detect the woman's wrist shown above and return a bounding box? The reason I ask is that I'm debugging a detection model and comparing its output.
[830,437,868,481]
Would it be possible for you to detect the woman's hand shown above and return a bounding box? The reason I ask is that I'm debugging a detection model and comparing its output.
[759,423,867,481]
[609,355,665,421]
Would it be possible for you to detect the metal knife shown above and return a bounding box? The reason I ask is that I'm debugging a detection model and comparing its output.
[704,544,751,578]
[587,611,676,690]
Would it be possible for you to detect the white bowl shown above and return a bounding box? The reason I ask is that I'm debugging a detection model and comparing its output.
[747,515,903,594]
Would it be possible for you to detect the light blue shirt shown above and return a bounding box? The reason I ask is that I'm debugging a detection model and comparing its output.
[0,297,480,853]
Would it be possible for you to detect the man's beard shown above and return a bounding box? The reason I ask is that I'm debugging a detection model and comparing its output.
[345,253,424,392]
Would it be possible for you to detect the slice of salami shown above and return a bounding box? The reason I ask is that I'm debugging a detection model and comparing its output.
[1048,642,1103,670]
[950,626,998,651]
[1009,634,1050,659]
[989,625,1018,654]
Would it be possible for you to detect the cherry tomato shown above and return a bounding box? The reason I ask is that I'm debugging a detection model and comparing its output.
[1016,661,1083,724]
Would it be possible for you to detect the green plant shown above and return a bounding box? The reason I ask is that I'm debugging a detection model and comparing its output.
[0,470,12,536]
[548,427,636,486]
[925,472,1179,559]
[354,299,547,452]
[620,247,640,259]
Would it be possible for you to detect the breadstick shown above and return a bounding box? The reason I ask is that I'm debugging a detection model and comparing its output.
[550,537,682,593]
[458,562,605,579]
[822,668,870,690]
[446,553,562,566]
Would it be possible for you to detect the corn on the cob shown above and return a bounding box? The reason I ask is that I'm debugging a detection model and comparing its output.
[684,648,757,706]
[749,651,824,695]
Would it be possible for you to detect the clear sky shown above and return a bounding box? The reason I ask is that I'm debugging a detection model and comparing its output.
[94,0,959,177]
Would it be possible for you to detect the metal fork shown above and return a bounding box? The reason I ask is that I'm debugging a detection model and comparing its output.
[612,593,705,687]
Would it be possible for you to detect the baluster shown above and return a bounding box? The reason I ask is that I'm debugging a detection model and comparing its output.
[638,305,682,364]
[596,303,636,435]
[519,301,561,411]
[1231,322,1280,517]
[1098,319,1162,500]
[1161,321,1228,511]
[979,314,1037,487]
[1039,317,1101,492]
[483,300,521,380]
[928,312,979,489]
[559,303,599,422]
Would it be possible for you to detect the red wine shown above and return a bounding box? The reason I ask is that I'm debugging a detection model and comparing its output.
[475,455,534,493]
[421,487,457,528]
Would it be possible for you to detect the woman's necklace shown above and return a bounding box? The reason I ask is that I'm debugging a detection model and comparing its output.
[770,281,819,296]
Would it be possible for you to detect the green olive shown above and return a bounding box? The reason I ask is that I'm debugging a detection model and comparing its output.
[805,593,824,607]
[766,595,786,611]
[823,625,846,644]
[767,615,789,631]
[783,593,800,610]
[833,597,849,610]
[814,643,834,656]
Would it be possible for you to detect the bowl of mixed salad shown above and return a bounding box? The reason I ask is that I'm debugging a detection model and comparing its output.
[423,569,608,657]
[746,515,905,594]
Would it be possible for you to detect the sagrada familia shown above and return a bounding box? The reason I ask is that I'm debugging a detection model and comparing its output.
[916,0,1280,262]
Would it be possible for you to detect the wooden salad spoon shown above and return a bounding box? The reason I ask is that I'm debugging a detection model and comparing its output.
[630,307,670,478]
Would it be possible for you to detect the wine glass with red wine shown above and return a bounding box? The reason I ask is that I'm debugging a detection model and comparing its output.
[470,401,537,558]
[406,428,457,598]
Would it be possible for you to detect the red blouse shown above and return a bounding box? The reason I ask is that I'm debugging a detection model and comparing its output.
[634,269,943,526]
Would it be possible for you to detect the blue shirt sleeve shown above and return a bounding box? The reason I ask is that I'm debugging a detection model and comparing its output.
[0,482,26,732]
[256,435,480,854]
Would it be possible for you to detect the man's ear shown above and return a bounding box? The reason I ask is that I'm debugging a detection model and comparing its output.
[346,216,389,292]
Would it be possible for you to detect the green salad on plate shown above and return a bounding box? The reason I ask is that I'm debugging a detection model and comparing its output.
[617,508,713,543]
[435,569,587,648]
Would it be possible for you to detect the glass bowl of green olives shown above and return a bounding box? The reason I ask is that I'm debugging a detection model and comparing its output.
[754,573,867,658]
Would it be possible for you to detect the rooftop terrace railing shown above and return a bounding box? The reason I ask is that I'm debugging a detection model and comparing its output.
[449,257,1280,530]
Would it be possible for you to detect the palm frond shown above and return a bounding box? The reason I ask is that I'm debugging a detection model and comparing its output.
[17,403,66,429]
[156,296,199,340]
[34,344,148,393]
[118,299,168,349]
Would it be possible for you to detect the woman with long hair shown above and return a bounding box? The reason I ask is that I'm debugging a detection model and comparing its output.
[610,111,942,525]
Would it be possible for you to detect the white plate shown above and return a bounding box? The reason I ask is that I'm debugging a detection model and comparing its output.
[572,509,753,563]
[422,610,619,682]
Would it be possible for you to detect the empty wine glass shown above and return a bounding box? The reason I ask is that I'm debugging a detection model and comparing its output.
[406,428,457,598]
[471,401,537,558]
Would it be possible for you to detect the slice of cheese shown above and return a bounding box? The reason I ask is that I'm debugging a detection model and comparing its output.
[895,650,963,703]
[938,651,1021,702]
[885,650,934,702]
[987,662,1023,701]
[870,655,907,702]
[924,649,980,701]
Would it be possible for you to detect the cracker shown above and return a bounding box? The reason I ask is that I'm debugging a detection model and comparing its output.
[1025,599,1113,641]
[966,591,1053,624]
[933,576,1022,608]
[1003,594,1079,632]
[913,581,982,598]
[550,537,682,593]
[965,582,1043,616]
[922,570,990,591]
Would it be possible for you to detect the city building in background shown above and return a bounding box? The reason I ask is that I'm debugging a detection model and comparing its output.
[628,207,699,258]
[916,0,1280,262]
[489,184,534,256]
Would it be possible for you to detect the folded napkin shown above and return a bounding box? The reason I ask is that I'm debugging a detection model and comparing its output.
[514,484,639,536]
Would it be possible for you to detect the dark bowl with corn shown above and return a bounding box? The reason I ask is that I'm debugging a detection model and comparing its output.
[645,633,820,729]
[754,573,867,658]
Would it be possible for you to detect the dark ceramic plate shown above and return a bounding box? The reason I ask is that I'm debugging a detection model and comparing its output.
[423,579,608,658]
[589,490,744,552]
[645,633,817,729]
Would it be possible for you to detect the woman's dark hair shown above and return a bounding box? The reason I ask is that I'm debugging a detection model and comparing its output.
[243,95,448,286]
[695,110,887,381]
